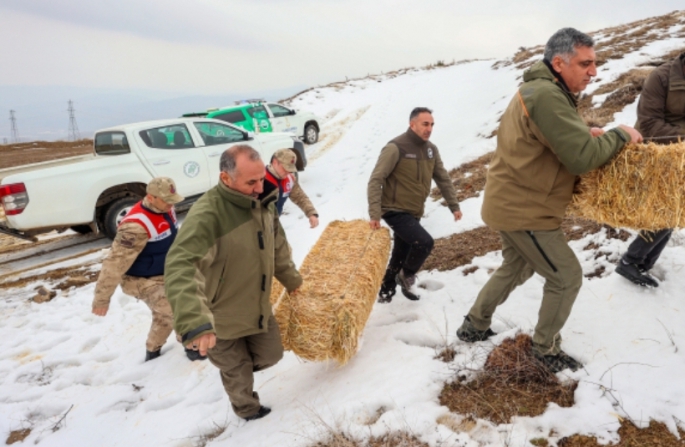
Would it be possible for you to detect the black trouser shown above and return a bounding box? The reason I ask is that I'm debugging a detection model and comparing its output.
[381,211,434,280]
[622,229,672,270]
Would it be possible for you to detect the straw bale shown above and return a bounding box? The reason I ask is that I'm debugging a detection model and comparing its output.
[271,219,390,365]
[570,141,685,231]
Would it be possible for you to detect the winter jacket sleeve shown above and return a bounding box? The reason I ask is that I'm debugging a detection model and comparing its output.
[289,181,318,217]
[636,66,684,140]
[367,143,401,220]
[164,210,218,344]
[92,222,148,308]
[431,147,460,213]
[522,85,629,175]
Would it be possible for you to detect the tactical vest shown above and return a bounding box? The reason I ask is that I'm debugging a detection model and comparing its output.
[265,170,296,215]
[119,202,178,277]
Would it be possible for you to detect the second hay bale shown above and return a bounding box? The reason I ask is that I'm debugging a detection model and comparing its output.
[570,141,685,231]
[271,219,390,365]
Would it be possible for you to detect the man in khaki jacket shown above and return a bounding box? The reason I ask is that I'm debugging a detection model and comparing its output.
[92,177,196,362]
[368,107,462,302]
[456,28,642,373]
[615,52,685,287]
[165,145,302,422]
[262,148,319,228]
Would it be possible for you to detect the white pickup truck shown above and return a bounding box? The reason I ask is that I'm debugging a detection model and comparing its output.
[0,117,307,240]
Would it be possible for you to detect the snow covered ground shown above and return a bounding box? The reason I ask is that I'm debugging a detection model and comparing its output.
[2,23,685,447]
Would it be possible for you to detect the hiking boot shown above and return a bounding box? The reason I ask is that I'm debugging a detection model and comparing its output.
[145,349,161,362]
[615,260,659,287]
[185,348,208,361]
[244,406,271,421]
[456,316,496,343]
[395,270,420,301]
[533,350,583,373]
[377,280,397,303]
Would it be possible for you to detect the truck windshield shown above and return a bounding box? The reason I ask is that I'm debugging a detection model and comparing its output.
[95,132,130,155]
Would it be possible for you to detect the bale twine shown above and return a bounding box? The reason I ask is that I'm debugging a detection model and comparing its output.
[270,219,390,365]
[570,141,685,231]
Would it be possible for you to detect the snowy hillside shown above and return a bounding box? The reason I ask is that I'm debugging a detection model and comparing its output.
[2,11,685,447]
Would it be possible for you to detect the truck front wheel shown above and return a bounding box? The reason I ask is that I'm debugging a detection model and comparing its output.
[304,124,319,144]
[102,197,140,239]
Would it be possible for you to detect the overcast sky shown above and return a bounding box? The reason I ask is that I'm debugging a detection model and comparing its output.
[0,1,683,96]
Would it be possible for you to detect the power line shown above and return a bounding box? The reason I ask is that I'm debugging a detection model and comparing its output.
[67,100,81,141]
[9,110,19,143]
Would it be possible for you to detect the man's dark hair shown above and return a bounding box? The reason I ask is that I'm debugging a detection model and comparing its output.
[544,28,594,63]
[409,107,433,121]
[220,144,261,179]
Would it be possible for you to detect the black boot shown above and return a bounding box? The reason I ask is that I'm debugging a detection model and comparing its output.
[244,406,271,421]
[615,260,659,287]
[185,348,208,361]
[145,349,161,362]
[533,350,583,373]
[456,316,496,343]
[396,270,420,301]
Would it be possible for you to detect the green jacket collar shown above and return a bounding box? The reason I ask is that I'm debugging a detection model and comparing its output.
[216,181,278,210]
[404,128,429,147]
[524,60,578,107]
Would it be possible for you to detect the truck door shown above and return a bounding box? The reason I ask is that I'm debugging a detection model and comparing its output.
[190,120,261,182]
[246,105,272,134]
[266,103,298,135]
[135,123,211,197]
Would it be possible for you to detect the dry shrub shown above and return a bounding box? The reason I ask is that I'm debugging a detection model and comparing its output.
[430,152,493,203]
[571,142,685,230]
[272,220,390,365]
[312,432,429,447]
[6,428,31,445]
[440,334,577,424]
[558,419,685,446]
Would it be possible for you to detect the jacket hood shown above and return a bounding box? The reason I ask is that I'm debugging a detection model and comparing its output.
[523,60,556,83]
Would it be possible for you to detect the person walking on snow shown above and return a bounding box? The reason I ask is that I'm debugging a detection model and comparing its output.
[261,148,319,228]
[91,177,203,362]
[367,107,462,302]
[455,28,642,373]
[615,51,685,288]
[165,145,302,422]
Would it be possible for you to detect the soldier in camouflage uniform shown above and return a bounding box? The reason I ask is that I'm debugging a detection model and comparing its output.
[92,177,199,362]
[261,148,319,228]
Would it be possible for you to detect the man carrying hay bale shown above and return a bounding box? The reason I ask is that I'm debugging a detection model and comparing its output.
[456,28,642,373]
[368,107,462,302]
[615,52,685,288]
[165,145,302,422]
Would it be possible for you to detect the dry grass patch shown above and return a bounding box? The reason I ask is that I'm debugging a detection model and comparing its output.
[558,420,685,446]
[0,264,99,293]
[311,432,429,447]
[6,428,31,445]
[430,152,493,203]
[0,139,93,169]
[578,68,650,127]
[440,334,577,424]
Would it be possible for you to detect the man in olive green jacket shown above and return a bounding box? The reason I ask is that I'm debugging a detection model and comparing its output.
[368,107,462,302]
[615,52,685,287]
[457,28,642,373]
[165,145,302,422]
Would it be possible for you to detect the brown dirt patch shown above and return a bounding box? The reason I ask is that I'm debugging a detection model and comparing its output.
[6,428,31,445]
[423,216,629,273]
[0,139,93,170]
[0,263,100,293]
[431,152,493,203]
[312,432,429,447]
[558,420,685,446]
[440,334,577,424]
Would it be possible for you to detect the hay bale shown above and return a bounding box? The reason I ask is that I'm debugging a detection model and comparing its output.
[570,141,685,231]
[271,219,390,365]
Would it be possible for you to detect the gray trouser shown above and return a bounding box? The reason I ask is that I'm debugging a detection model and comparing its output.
[207,316,284,418]
[467,229,582,355]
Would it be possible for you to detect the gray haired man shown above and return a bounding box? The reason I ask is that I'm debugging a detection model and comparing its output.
[456,28,642,373]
